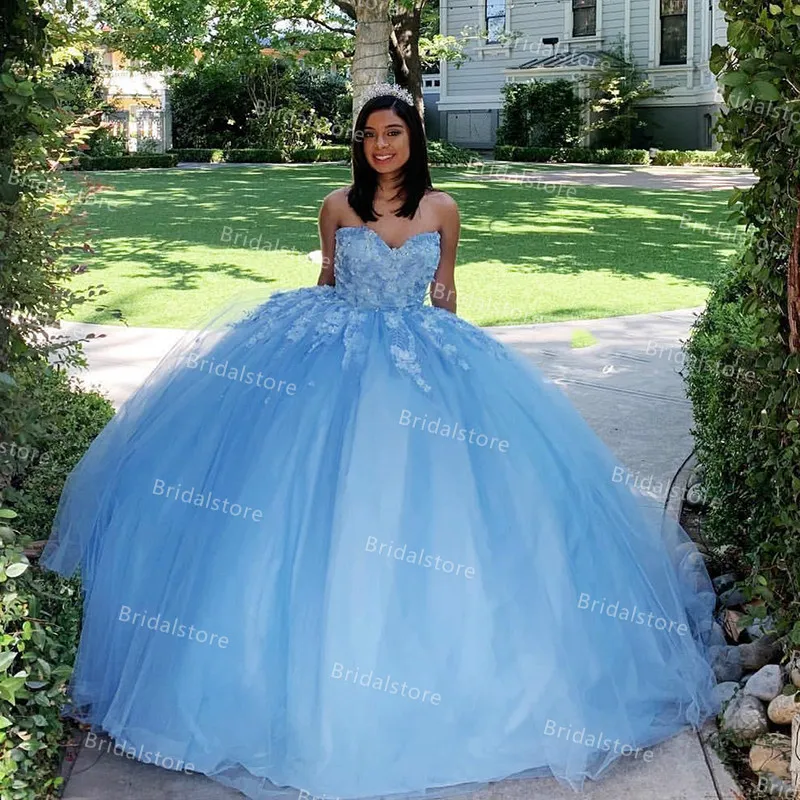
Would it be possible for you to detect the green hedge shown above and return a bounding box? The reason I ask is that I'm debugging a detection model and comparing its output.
[167,143,475,165]
[494,146,649,164]
[223,149,288,163]
[0,361,114,799]
[427,141,480,166]
[684,253,800,628]
[170,146,349,163]
[169,148,225,163]
[289,146,350,163]
[77,154,178,170]
[494,145,745,167]
[650,149,745,167]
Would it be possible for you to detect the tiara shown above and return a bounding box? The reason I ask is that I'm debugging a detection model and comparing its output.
[356,82,420,115]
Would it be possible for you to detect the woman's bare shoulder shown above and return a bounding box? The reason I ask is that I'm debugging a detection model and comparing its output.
[322,187,351,208]
[320,187,351,225]
[424,190,460,226]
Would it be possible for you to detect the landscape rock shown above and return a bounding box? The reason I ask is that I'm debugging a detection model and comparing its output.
[722,609,747,642]
[713,681,739,707]
[687,464,705,486]
[745,664,785,702]
[685,482,707,507]
[712,573,736,594]
[748,732,792,780]
[719,587,746,608]
[739,634,782,671]
[712,644,744,683]
[754,774,795,797]
[745,615,776,641]
[767,692,800,725]
[789,651,800,689]
[721,692,769,740]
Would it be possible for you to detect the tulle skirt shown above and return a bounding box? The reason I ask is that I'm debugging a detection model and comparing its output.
[42,286,720,799]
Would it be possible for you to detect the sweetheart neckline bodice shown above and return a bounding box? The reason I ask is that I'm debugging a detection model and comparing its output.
[335,225,441,253]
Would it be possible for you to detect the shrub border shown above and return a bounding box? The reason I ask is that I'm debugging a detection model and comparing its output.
[493,145,745,167]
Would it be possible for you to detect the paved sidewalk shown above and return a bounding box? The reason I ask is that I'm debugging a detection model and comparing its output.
[459,164,757,191]
[172,160,756,191]
[56,309,739,800]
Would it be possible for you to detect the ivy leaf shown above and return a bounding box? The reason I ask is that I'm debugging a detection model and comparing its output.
[0,652,16,672]
[719,71,749,87]
[0,677,26,704]
[769,3,782,12]
[772,52,795,66]
[752,81,782,101]
[729,85,753,108]
[0,509,18,519]
[5,563,28,578]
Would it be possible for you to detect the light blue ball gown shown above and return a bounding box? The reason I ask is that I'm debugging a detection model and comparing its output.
[42,224,720,799]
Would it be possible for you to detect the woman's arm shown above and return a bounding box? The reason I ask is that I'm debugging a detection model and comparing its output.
[317,190,340,286]
[430,194,460,313]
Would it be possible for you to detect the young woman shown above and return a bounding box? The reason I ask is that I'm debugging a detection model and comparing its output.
[43,84,720,799]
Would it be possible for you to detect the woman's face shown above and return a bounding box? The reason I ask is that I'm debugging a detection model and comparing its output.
[361,108,411,175]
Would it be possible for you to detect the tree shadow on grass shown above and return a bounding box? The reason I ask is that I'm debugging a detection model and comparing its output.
[76,166,738,294]
[85,236,279,292]
[453,184,740,286]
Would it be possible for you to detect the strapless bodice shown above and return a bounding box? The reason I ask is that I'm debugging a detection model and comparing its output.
[332,226,441,309]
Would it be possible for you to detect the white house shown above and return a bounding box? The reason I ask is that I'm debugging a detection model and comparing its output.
[437,0,728,150]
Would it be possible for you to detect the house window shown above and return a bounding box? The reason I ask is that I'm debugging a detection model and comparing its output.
[572,0,597,37]
[660,0,687,64]
[707,0,713,55]
[486,0,506,43]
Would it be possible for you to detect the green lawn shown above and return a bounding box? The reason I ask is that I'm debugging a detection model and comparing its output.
[64,164,743,328]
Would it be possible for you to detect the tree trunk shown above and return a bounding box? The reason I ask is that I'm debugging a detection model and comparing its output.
[390,6,425,124]
[789,185,800,353]
[352,0,392,116]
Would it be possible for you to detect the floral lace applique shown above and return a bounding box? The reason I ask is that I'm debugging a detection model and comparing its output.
[385,310,431,393]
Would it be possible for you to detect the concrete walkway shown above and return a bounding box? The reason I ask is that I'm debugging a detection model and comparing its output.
[172,160,757,192]
[56,309,739,800]
[459,164,757,191]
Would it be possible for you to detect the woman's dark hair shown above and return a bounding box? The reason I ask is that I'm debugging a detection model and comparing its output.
[347,94,433,222]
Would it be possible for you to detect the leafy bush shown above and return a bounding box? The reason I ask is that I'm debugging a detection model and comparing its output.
[684,0,800,642]
[134,137,162,155]
[77,154,178,170]
[246,102,331,153]
[427,141,480,166]
[7,363,115,537]
[292,69,350,130]
[651,149,745,167]
[168,64,251,149]
[1,4,116,794]
[494,145,649,164]
[585,40,670,148]
[0,360,115,800]
[496,80,582,148]
[169,59,349,153]
[85,125,126,158]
